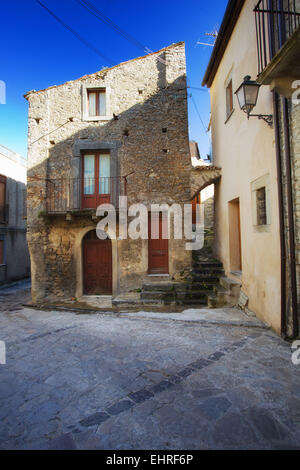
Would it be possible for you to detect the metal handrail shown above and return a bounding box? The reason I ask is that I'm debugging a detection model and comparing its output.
[46,176,126,213]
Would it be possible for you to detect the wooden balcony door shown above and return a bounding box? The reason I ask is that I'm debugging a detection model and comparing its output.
[81,152,110,209]
[148,213,169,274]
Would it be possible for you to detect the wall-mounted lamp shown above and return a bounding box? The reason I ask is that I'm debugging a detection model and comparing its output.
[235,75,273,127]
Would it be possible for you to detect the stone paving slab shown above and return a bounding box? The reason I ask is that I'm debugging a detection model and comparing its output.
[0,287,299,450]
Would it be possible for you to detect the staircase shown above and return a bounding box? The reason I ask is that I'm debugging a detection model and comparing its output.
[139,249,225,308]
[113,249,241,311]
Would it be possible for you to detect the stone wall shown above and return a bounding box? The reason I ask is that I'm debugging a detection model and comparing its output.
[25,42,193,303]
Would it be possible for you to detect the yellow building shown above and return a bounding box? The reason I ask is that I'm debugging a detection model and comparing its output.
[202,0,300,337]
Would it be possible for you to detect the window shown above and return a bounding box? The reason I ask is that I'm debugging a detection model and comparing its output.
[226,80,233,118]
[251,174,271,231]
[0,175,6,223]
[82,152,111,209]
[82,84,110,121]
[88,89,106,117]
[256,187,267,226]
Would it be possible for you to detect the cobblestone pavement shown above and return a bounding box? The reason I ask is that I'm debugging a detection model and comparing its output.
[0,283,300,450]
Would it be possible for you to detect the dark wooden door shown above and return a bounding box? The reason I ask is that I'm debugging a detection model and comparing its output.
[83,232,112,295]
[148,213,169,274]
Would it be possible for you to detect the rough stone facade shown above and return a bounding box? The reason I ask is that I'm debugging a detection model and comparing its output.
[25,42,194,305]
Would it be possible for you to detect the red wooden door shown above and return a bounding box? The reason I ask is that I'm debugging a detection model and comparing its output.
[83,232,112,295]
[192,193,201,224]
[148,213,169,274]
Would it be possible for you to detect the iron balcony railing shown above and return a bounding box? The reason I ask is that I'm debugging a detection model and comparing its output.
[46,177,127,213]
[254,0,300,74]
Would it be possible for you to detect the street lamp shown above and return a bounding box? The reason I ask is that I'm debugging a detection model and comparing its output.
[235,75,273,127]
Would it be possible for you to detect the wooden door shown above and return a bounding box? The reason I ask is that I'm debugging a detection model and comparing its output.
[83,231,112,294]
[192,192,201,225]
[228,198,242,272]
[148,213,169,274]
[81,153,110,209]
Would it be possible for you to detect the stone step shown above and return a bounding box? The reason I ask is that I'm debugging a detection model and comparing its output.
[207,291,236,308]
[192,263,224,270]
[176,290,208,300]
[140,291,175,301]
[141,289,208,301]
[193,266,224,273]
[175,283,214,292]
[142,283,175,293]
[219,276,241,296]
[207,276,242,309]
[192,273,223,283]
[192,269,224,277]
[180,298,207,306]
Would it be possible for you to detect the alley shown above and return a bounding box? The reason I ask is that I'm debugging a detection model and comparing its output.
[0,284,299,450]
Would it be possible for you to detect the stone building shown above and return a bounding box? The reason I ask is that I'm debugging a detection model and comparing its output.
[25,42,197,307]
[202,0,300,337]
[0,145,30,284]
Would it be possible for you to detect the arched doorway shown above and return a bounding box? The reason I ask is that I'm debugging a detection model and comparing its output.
[82,230,112,295]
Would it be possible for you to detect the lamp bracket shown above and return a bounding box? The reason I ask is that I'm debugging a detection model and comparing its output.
[243,109,273,127]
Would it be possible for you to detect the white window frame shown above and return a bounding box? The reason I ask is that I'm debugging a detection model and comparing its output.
[82,83,111,122]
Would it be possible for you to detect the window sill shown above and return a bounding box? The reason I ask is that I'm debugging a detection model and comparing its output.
[224,108,234,124]
[253,224,271,233]
[230,270,242,279]
[82,115,111,122]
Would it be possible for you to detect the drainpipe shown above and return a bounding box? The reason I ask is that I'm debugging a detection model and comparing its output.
[282,97,299,338]
[273,91,287,337]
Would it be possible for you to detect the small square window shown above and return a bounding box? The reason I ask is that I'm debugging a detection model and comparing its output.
[87,89,106,117]
[226,80,233,118]
[256,187,267,226]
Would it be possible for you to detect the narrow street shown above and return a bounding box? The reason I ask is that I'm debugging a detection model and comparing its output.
[0,283,299,450]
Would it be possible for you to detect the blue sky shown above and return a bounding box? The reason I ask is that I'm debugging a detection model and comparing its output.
[0,0,227,159]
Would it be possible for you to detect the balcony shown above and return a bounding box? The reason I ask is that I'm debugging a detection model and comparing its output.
[254,0,300,95]
[46,177,127,214]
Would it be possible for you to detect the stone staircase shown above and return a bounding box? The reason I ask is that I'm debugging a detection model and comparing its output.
[112,250,242,311]
[139,250,226,308]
